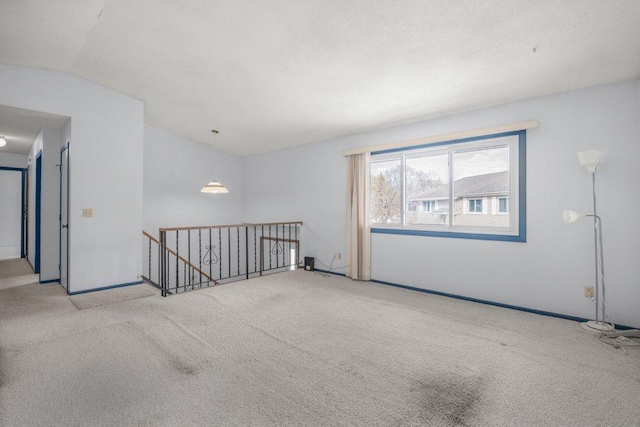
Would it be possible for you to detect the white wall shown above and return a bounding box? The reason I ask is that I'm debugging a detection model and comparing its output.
[243,80,640,328]
[0,64,144,293]
[26,127,62,280]
[0,152,28,168]
[39,128,64,281]
[242,140,346,270]
[143,125,243,235]
[0,169,22,259]
[27,131,43,268]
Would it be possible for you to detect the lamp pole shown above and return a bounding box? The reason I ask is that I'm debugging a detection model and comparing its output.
[591,172,600,325]
[565,149,613,332]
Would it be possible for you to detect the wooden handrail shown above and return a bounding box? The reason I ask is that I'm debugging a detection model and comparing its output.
[159,221,303,232]
[142,231,217,284]
[143,230,160,244]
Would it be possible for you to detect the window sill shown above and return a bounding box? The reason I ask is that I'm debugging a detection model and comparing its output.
[371,226,526,242]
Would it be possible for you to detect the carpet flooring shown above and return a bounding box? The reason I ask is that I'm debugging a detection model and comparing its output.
[70,285,157,309]
[0,258,38,291]
[0,258,33,280]
[0,270,639,426]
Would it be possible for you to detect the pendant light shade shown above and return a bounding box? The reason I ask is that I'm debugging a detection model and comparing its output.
[562,209,584,224]
[201,180,229,194]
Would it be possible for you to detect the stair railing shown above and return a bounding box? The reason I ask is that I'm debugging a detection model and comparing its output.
[143,222,302,296]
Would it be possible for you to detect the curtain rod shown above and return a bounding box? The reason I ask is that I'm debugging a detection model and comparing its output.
[342,120,539,157]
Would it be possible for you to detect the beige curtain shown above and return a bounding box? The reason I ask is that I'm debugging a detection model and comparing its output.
[346,152,371,281]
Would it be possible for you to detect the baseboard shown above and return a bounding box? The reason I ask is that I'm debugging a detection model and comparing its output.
[68,280,144,296]
[314,268,346,277]
[40,278,60,284]
[370,278,636,330]
[314,269,635,330]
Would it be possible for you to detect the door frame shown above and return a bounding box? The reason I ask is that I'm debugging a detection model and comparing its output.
[59,143,70,292]
[0,166,27,259]
[34,151,42,273]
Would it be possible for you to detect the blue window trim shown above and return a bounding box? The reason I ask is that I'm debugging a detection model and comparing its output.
[371,130,527,243]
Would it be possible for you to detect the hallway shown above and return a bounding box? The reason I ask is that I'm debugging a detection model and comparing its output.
[0,258,38,291]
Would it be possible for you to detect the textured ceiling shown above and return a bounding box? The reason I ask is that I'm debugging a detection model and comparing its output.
[1,0,639,156]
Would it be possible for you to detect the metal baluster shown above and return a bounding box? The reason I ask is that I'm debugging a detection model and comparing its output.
[218,228,222,280]
[188,230,191,292]
[294,224,300,266]
[269,225,272,270]
[227,227,231,279]
[199,229,202,287]
[237,226,240,278]
[288,223,291,267]
[160,230,166,296]
[166,233,169,293]
[253,226,257,274]
[176,231,179,293]
[245,226,249,280]
[209,228,212,286]
[157,238,160,286]
[276,224,280,269]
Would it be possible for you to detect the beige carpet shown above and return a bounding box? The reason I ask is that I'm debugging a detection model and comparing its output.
[0,258,33,279]
[0,270,639,426]
[0,258,38,291]
[70,284,157,309]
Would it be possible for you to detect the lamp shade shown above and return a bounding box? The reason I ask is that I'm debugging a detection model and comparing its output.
[201,180,229,194]
[577,149,600,173]
[0,137,6,147]
[562,209,585,224]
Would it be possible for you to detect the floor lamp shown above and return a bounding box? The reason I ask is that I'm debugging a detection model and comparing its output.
[562,149,614,332]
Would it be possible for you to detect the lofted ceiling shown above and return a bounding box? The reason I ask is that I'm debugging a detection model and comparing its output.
[1,1,639,156]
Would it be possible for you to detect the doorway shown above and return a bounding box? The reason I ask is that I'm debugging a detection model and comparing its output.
[34,151,42,273]
[59,143,69,291]
[0,167,27,260]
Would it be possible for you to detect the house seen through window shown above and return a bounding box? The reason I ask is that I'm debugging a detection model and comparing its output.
[369,131,525,241]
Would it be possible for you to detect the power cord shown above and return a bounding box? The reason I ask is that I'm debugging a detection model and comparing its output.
[313,255,350,278]
[596,334,640,355]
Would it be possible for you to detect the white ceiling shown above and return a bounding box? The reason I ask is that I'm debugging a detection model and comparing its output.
[0,105,69,155]
[1,1,639,156]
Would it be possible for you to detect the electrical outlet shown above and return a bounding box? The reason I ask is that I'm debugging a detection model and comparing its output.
[83,208,93,217]
[337,253,342,260]
[584,286,594,298]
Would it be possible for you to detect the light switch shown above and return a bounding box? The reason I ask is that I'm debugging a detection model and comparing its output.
[83,208,93,217]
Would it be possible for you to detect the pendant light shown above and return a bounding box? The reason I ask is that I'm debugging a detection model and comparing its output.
[201,130,229,194]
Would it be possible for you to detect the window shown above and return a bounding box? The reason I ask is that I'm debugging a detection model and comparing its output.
[369,130,526,242]
[498,197,508,214]
[370,159,401,224]
[422,201,437,212]
[468,198,483,213]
